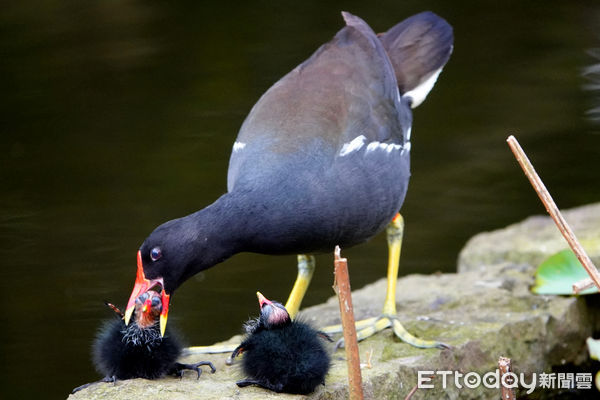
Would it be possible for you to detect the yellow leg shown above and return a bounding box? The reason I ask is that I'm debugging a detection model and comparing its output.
[324,213,448,349]
[382,213,402,315]
[285,254,315,319]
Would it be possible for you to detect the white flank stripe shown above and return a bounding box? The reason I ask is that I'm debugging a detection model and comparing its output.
[366,141,403,154]
[339,135,366,156]
[340,135,408,157]
[401,141,411,154]
[233,141,246,152]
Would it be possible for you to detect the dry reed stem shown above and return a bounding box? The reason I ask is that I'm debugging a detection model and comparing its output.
[506,135,600,293]
[333,246,364,400]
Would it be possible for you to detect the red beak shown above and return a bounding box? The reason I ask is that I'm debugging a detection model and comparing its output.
[124,250,170,336]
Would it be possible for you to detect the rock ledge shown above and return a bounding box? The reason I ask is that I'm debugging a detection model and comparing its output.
[69,203,600,399]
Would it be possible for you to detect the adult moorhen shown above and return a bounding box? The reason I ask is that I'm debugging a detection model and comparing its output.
[124,11,453,348]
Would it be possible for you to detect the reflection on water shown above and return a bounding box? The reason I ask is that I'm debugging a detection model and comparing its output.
[1,1,600,398]
[584,49,600,122]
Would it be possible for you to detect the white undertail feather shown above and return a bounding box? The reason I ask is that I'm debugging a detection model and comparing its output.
[404,67,444,108]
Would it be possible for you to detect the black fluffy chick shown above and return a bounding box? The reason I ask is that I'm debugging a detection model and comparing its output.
[229,292,331,394]
[72,291,215,393]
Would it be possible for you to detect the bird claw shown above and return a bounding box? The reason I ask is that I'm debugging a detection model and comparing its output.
[316,330,334,342]
[226,344,244,365]
[71,375,116,393]
[172,361,216,379]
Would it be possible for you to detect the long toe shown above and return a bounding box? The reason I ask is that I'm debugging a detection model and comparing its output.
[321,316,378,334]
[173,361,216,379]
[192,361,216,377]
[330,315,447,349]
[183,344,237,355]
[390,318,448,349]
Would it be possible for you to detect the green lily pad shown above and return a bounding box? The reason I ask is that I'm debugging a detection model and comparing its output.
[532,249,599,295]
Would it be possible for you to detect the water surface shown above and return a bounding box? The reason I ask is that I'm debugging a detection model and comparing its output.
[1,1,599,398]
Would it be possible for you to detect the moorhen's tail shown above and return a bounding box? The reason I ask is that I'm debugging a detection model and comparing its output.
[378,11,454,108]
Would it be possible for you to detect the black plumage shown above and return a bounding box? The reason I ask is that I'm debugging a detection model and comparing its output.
[92,311,181,380]
[229,292,331,394]
[121,11,454,352]
[72,292,215,393]
[125,11,454,328]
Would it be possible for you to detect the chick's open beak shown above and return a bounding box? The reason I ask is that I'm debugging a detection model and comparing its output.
[125,250,170,336]
[256,291,272,308]
[141,298,152,314]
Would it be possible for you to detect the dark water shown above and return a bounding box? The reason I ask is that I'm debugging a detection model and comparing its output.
[1,1,599,398]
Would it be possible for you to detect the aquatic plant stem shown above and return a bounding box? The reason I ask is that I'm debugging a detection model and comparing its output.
[333,246,364,400]
[506,135,600,292]
[572,278,594,293]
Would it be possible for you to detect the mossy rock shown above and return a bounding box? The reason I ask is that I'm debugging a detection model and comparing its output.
[70,203,600,399]
[458,203,600,273]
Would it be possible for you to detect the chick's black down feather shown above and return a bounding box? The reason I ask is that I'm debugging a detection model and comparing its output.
[240,318,330,394]
[93,317,182,380]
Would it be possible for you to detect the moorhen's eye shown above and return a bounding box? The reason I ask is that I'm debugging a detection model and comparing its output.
[150,247,162,261]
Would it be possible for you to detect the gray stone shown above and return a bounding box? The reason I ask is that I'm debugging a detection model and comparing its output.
[458,202,600,273]
[69,203,600,399]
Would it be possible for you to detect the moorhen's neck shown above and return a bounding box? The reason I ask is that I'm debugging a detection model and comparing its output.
[164,190,263,287]
[185,192,247,258]
[151,185,317,294]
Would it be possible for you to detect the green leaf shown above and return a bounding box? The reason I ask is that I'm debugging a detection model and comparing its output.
[531,249,599,295]
[587,337,600,361]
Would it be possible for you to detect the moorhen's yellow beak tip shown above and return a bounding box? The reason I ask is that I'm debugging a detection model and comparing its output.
[159,289,170,337]
[160,313,168,337]
[124,306,134,325]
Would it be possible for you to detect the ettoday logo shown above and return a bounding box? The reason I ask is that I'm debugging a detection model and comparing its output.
[417,370,594,394]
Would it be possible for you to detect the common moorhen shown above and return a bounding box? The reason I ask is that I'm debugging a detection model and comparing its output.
[228,292,331,394]
[72,292,215,393]
[124,11,453,348]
